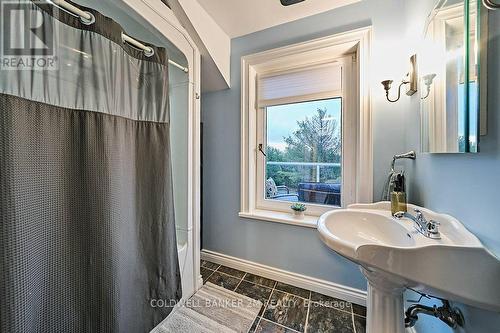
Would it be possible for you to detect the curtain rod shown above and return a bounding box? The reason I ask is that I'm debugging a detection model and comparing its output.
[49,0,189,73]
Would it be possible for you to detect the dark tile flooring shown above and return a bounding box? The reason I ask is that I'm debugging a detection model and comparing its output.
[200,260,367,333]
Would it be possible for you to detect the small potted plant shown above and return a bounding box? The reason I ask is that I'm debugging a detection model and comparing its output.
[291,203,307,219]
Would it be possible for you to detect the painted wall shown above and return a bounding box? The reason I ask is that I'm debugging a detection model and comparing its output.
[402,1,500,332]
[202,0,412,293]
[172,0,231,91]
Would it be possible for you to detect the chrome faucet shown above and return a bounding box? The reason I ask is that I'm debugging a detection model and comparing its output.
[394,209,441,239]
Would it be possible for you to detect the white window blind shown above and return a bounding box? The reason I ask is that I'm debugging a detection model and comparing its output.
[257,62,342,108]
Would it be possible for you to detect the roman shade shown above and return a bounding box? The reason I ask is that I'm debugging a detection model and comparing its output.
[257,62,342,108]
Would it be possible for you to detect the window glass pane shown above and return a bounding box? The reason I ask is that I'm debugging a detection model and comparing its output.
[265,98,342,207]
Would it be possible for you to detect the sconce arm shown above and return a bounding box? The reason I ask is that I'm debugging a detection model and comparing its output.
[385,80,409,103]
[421,87,431,100]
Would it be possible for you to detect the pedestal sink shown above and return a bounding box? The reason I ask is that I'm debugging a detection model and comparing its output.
[317,202,500,333]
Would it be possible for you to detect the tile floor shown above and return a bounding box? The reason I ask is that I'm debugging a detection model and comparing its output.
[200,260,366,333]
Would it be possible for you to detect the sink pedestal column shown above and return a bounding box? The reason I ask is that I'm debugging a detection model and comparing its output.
[363,269,406,333]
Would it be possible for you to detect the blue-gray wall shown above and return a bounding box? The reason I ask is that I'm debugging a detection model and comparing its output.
[202,0,411,293]
[201,0,500,331]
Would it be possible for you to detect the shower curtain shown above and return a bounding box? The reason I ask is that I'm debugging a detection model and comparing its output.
[0,1,181,332]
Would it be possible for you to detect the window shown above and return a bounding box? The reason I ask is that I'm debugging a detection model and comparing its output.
[240,28,373,226]
[264,98,343,207]
[255,57,357,216]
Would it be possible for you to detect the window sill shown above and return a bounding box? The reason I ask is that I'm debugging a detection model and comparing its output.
[238,210,318,228]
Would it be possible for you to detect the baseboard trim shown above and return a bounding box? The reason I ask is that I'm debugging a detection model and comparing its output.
[201,249,367,306]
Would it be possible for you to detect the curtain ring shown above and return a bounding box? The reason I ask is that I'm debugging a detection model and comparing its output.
[483,0,500,9]
[80,11,95,25]
[144,47,155,57]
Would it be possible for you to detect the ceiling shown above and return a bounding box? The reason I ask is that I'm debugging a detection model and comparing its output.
[196,0,360,38]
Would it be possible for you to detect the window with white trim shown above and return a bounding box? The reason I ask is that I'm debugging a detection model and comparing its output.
[256,57,356,217]
[240,29,373,225]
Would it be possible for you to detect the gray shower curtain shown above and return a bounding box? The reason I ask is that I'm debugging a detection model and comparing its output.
[0,1,181,332]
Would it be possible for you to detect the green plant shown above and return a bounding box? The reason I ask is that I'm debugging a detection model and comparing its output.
[291,203,307,212]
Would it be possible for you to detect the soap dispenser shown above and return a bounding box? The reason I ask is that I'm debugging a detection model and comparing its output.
[391,173,407,216]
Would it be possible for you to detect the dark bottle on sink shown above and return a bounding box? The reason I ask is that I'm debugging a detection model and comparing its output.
[391,173,407,216]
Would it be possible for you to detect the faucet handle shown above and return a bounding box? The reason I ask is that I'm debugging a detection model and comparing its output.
[427,219,441,234]
[413,208,425,220]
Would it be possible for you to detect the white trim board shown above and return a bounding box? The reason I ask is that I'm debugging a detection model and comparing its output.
[201,249,367,306]
[239,27,373,227]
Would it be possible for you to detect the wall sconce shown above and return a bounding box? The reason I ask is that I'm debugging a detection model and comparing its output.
[420,73,437,100]
[381,54,418,103]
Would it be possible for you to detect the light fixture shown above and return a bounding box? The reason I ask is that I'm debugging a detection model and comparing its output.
[381,54,418,103]
[280,0,305,6]
[420,73,437,100]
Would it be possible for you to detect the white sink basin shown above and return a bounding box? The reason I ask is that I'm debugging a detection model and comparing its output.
[317,202,500,333]
[319,210,416,252]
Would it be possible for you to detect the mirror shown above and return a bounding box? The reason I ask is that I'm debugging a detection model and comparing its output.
[420,0,487,153]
